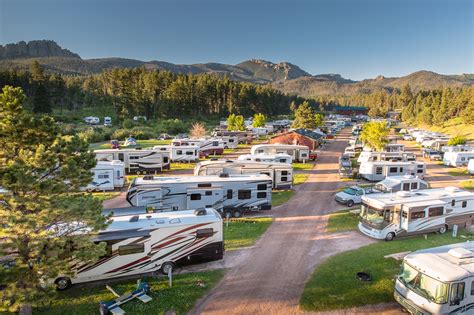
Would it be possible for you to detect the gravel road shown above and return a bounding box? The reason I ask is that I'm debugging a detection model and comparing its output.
[190,129,378,315]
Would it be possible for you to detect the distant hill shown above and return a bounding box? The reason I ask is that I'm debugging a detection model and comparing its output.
[1,40,473,95]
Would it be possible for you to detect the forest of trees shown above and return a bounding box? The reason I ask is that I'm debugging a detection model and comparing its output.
[0,63,316,120]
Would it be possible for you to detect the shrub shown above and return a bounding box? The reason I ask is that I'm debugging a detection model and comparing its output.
[122,118,135,129]
[448,136,467,146]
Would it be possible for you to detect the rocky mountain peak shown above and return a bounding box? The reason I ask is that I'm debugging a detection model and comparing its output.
[0,40,81,60]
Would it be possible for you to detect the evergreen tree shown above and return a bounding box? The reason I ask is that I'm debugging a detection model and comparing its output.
[292,101,318,129]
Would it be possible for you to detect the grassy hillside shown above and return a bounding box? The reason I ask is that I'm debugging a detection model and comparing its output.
[418,117,474,141]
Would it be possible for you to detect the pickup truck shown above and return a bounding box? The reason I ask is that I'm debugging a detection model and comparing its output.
[335,186,379,207]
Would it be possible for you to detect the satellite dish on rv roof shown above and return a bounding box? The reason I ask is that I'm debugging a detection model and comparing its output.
[445,186,461,193]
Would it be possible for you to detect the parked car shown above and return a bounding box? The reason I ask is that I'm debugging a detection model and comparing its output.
[422,148,442,160]
[344,146,356,158]
[335,186,378,207]
[403,134,414,141]
[158,133,172,140]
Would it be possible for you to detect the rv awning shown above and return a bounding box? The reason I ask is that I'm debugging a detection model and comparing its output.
[406,199,446,209]
[93,229,151,242]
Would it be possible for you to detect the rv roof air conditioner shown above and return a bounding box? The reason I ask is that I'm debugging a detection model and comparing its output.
[448,247,474,259]
[396,191,412,198]
[445,186,461,193]
[194,209,207,216]
[143,175,154,180]
[111,160,122,165]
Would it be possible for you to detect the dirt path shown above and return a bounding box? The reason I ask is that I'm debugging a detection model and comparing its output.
[190,130,378,315]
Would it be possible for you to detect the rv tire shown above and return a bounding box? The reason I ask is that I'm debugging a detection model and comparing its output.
[55,277,71,291]
[384,232,395,241]
[438,225,448,234]
[232,210,242,218]
[161,261,175,275]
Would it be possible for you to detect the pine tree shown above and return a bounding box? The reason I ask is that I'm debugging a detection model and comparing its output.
[292,101,318,129]
[0,86,107,313]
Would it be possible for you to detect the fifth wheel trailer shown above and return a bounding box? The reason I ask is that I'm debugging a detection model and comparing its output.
[126,174,272,218]
[153,145,199,162]
[358,186,474,241]
[373,175,429,193]
[94,149,170,174]
[237,153,293,164]
[54,208,223,290]
[357,151,416,164]
[250,144,310,162]
[194,160,293,189]
[358,161,426,181]
[395,242,474,314]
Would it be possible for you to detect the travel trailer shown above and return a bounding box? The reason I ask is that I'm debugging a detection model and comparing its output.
[250,144,310,162]
[357,151,416,164]
[153,145,199,162]
[54,208,223,290]
[84,116,100,125]
[363,144,405,153]
[194,160,293,189]
[212,130,255,144]
[442,145,474,153]
[373,175,429,193]
[469,159,474,175]
[394,242,474,314]
[220,136,239,149]
[358,186,474,241]
[443,151,474,167]
[237,153,293,164]
[359,161,426,181]
[84,160,125,191]
[172,138,225,155]
[94,149,170,174]
[103,116,112,126]
[126,174,272,217]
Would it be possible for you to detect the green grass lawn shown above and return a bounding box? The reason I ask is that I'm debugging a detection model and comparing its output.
[293,162,314,171]
[272,190,295,207]
[419,118,474,142]
[89,139,171,150]
[300,232,471,312]
[224,217,273,250]
[293,174,309,185]
[325,209,359,233]
[36,270,224,315]
[448,169,470,177]
[461,180,474,190]
[92,192,121,202]
[169,162,197,171]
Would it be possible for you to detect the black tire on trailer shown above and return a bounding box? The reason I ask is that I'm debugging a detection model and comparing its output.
[224,210,233,219]
[55,277,72,291]
[161,261,175,275]
[439,225,448,234]
[385,232,395,241]
[232,209,242,218]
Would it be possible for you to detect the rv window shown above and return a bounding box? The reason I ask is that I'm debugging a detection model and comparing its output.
[198,183,212,188]
[257,192,267,199]
[301,153,307,157]
[118,244,144,256]
[169,218,181,224]
[450,282,465,305]
[282,171,288,176]
[257,184,267,191]
[205,191,212,196]
[410,211,425,219]
[417,169,423,174]
[428,207,443,217]
[389,167,398,173]
[281,176,288,181]
[462,201,467,208]
[190,193,201,200]
[116,170,121,178]
[213,141,219,146]
[163,157,169,163]
[471,280,474,295]
[196,228,214,238]
[411,182,417,190]
[238,190,251,200]
[451,199,456,207]
[118,153,124,161]
[229,139,234,142]
[402,211,408,218]
[226,189,233,199]
[177,150,183,155]
[399,167,404,173]
[186,151,194,155]
[98,174,109,179]
[402,183,410,191]
[376,167,383,175]
[130,156,139,160]
[279,159,286,163]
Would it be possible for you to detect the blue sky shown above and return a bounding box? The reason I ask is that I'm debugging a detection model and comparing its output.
[1,0,472,80]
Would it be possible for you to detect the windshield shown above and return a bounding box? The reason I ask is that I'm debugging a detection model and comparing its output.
[398,263,448,304]
[360,204,386,226]
[343,188,358,195]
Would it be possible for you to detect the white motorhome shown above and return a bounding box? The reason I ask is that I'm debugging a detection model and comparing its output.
[153,145,199,162]
[172,138,225,155]
[250,144,310,162]
[84,116,100,125]
[359,161,426,181]
[358,186,474,241]
[357,151,416,164]
[94,149,170,174]
[126,174,272,218]
[237,153,293,164]
[84,160,125,191]
[54,208,223,289]
[103,116,112,126]
[395,242,474,314]
[443,151,474,167]
[373,175,429,193]
[194,160,293,189]
[221,136,238,149]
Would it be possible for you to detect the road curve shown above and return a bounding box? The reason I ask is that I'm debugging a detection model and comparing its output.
[190,129,376,315]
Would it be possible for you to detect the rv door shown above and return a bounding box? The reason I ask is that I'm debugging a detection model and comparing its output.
[400,205,409,231]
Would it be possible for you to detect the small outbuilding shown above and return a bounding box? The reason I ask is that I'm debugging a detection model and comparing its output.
[269,128,323,151]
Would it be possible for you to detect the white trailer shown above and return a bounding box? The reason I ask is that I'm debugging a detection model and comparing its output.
[443,151,474,167]
[94,149,170,174]
[84,116,100,125]
[103,116,112,126]
[359,161,425,181]
[373,175,428,193]
[395,242,474,314]
[194,160,293,189]
[153,145,199,162]
[126,174,272,218]
[54,208,223,290]
[357,151,416,164]
[172,138,225,155]
[442,145,474,153]
[250,144,310,162]
[212,130,255,144]
[362,144,405,153]
[84,160,125,191]
[469,159,474,175]
[358,186,474,241]
[221,136,238,149]
[237,153,293,164]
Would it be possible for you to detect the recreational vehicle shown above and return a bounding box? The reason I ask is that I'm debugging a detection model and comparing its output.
[126,174,272,217]
[358,186,474,241]
[221,136,238,149]
[443,151,474,167]
[94,149,170,174]
[357,151,416,164]
[54,208,223,289]
[359,161,426,181]
[373,175,428,193]
[469,159,474,175]
[194,160,293,189]
[394,242,474,314]
[212,130,255,144]
[237,154,293,164]
[84,116,100,125]
[172,138,225,155]
[250,144,310,162]
[441,145,474,153]
[363,144,405,153]
[153,145,199,162]
[84,160,125,191]
[103,117,112,126]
